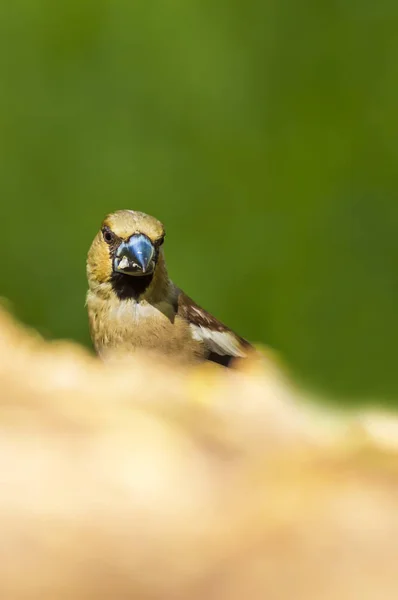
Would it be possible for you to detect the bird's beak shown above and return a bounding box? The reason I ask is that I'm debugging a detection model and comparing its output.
[113,234,155,276]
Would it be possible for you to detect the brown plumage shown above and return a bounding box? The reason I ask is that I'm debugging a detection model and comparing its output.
[86,210,252,365]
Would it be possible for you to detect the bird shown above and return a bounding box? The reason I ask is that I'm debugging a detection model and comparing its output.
[86,210,252,366]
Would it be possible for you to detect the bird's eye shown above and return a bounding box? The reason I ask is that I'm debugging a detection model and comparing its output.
[156,234,165,247]
[102,228,115,244]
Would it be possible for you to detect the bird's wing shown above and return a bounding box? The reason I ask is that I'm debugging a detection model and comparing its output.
[177,290,252,366]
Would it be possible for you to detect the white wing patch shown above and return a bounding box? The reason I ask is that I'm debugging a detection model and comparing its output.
[190,325,247,357]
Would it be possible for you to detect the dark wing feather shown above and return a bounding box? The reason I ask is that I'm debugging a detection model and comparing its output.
[177,290,251,365]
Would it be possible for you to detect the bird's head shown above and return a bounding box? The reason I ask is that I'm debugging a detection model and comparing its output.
[87,210,166,298]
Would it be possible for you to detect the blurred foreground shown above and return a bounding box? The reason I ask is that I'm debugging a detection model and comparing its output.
[1,305,398,599]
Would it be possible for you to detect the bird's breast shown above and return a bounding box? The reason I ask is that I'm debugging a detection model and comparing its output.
[108,299,173,323]
[87,294,203,362]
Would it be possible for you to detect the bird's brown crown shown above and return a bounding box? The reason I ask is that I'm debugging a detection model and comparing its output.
[102,210,165,243]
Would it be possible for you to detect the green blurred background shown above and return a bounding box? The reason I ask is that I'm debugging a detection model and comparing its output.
[1,0,397,400]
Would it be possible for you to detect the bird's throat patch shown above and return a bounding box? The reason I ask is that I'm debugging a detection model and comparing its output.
[110,272,154,300]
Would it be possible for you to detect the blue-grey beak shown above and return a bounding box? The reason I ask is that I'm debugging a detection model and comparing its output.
[113,234,155,276]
